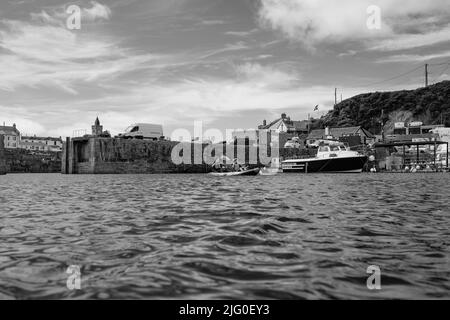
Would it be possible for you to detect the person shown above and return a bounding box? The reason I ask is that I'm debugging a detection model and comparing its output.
[233,160,240,172]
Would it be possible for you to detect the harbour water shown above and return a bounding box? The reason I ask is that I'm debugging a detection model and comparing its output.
[0,173,449,299]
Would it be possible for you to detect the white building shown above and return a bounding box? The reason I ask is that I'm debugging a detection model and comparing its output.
[0,123,20,149]
[20,136,63,152]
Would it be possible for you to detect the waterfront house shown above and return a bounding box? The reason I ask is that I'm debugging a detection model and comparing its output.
[258,113,309,148]
[306,126,375,147]
[0,123,20,149]
[20,136,63,152]
[258,113,309,135]
[232,114,310,148]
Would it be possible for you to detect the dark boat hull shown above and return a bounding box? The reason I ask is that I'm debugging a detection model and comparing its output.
[210,168,261,177]
[282,156,368,173]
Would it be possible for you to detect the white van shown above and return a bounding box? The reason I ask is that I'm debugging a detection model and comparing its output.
[120,123,164,140]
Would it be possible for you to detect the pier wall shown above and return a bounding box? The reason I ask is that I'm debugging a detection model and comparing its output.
[0,135,6,175]
[62,137,311,174]
[63,138,209,174]
[0,134,61,174]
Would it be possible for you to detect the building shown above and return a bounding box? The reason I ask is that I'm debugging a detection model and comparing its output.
[258,113,309,135]
[92,117,103,136]
[254,113,310,148]
[393,122,444,135]
[0,123,20,149]
[89,117,111,137]
[307,126,375,147]
[20,136,63,152]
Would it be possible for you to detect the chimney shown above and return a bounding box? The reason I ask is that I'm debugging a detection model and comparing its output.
[13,123,16,128]
[325,127,330,136]
[263,120,267,126]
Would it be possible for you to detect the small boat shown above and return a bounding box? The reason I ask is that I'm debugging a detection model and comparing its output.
[209,168,260,177]
[259,167,281,176]
[259,158,281,176]
[282,143,367,173]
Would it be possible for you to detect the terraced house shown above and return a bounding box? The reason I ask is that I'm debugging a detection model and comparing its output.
[20,136,63,152]
[0,123,20,149]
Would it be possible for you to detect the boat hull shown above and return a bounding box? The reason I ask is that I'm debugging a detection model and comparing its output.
[210,168,261,177]
[282,156,367,173]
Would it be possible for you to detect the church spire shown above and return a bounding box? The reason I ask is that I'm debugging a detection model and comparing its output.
[92,117,103,136]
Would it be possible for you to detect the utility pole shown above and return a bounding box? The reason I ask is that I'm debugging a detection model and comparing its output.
[425,64,429,87]
[335,88,337,106]
[308,113,311,134]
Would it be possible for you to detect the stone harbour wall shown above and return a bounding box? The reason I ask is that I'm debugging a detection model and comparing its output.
[62,137,311,174]
[0,135,6,175]
[0,134,61,174]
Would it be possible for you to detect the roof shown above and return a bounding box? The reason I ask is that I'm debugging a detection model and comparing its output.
[375,141,448,148]
[0,126,20,136]
[307,126,375,140]
[259,117,309,132]
[22,136,62,142]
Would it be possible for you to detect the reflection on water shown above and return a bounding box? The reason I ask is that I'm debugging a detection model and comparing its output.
[0,173,449,299]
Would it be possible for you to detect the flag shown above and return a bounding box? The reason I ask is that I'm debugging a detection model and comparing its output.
[314,105,319,111]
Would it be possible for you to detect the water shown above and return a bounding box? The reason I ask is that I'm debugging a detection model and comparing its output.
[0,173,449,300]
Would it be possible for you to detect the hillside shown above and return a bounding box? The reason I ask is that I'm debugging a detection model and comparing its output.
[319,81,450,134]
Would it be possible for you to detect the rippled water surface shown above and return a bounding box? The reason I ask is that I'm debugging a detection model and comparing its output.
[0,173,449,299]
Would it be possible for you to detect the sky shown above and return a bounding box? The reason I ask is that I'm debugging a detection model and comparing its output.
[0,0,449,138]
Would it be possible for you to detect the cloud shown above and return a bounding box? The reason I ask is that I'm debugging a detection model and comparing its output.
[200,20,226,25]
[199,41,249,59]
[234,62,300,88]
[82,1,112,21]
[376,50,450,63]
[225,29,258,37]
[258,0,450,50]
[0,107,46,135]
[0,16,160,94]
[369,26,450,52]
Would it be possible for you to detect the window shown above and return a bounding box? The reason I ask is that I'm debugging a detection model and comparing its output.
[130,126,139,133]
[330,146,340,152]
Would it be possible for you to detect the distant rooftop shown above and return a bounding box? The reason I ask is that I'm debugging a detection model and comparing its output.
[307,126,375,140]
[22,136,63,142]
[0,124,20,136]
[259,113,309,132]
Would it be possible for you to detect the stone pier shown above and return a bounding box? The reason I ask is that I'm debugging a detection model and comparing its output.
[62,137,312,174]
[0,135,7,175]
[62,137,210,174]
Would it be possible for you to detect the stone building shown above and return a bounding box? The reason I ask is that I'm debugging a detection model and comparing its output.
[258,113,309,135]
[20,136,63,152]
[0,123,20,149]
[89,117,111,138]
